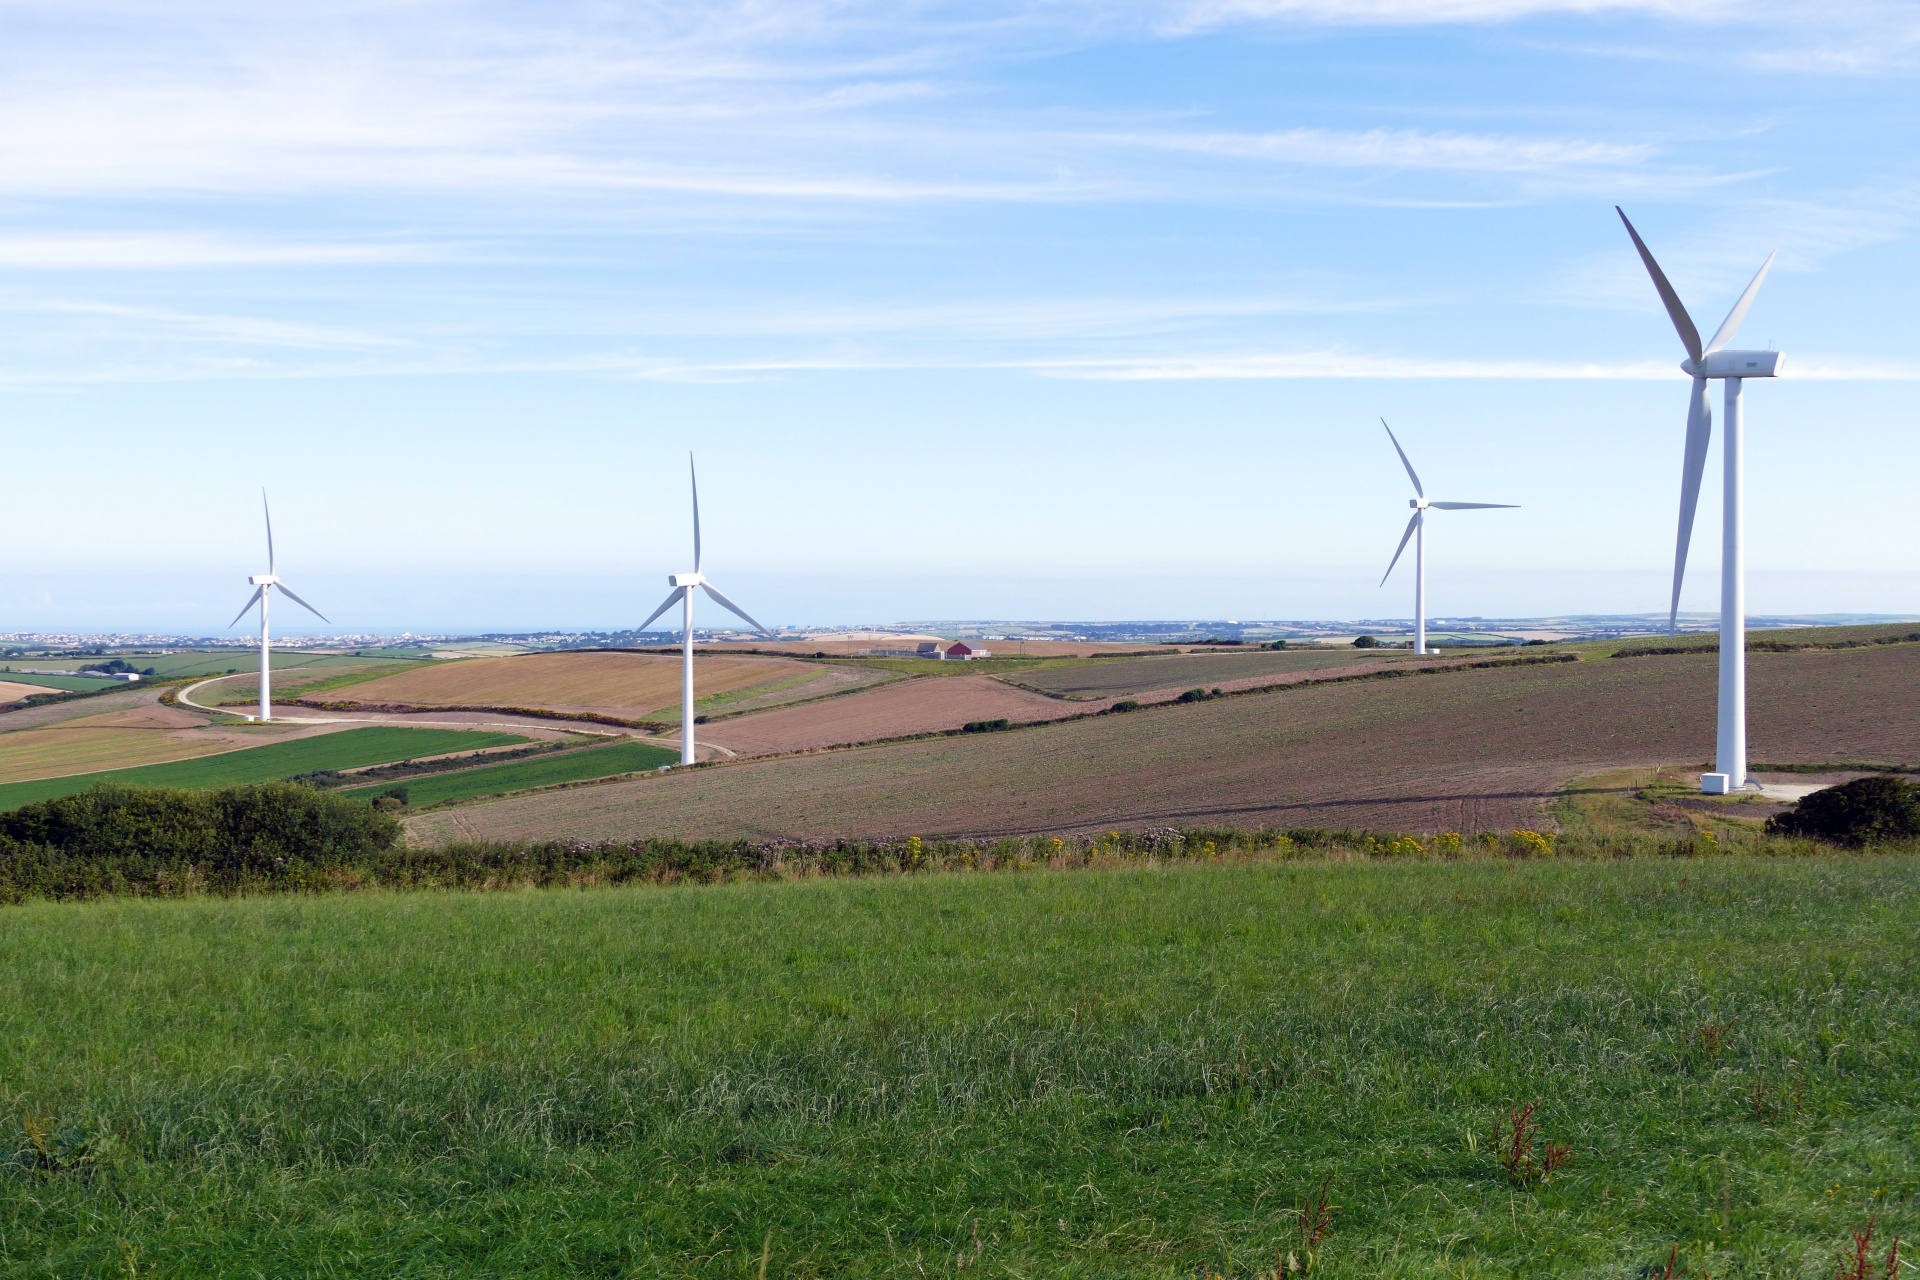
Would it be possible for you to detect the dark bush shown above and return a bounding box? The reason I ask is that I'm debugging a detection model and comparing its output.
[1109,700,1139,713]
[961,718,1011,734]
[1353,635,1378,649]
[0,783,402,900]
[1766,776,1920,845]
[1268,640,1289,650]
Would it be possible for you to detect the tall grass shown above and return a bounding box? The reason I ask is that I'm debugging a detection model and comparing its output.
[1,857,1915,1276]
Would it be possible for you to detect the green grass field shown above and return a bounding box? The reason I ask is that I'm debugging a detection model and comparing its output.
[0,727,527,811]
[342,737,679,807]
[1,857,1912,1277]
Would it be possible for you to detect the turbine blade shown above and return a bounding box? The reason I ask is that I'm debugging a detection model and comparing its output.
[228,586,264,630]
[1379,511,1421,587]
[1669,376,1713,633]
[273,582,329,624]
[690,453,702,573]
[1429,501,1519,510]
[638,587,686,634]
[262,489,275,574]
[700,582,772,637]
[1703,250,1777,355]
[1380,419,1423,497]
[1616,206,1703,364]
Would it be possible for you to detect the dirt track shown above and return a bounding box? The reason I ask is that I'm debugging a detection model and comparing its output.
[409,645,1920,844]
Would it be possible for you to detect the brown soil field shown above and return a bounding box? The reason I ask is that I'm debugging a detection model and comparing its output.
[687,639,1178,659]
[0,683,157,732]
[0,681,52,704]
[408,644,1920,844]
[318,650,819,719]
[703,676,1075,757]
[1007,648,1434,698]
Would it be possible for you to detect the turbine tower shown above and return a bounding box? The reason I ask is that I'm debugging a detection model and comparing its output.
[1617,207,1781,796]
[228,491,328,723]
[1377,420,1517,655]
[637,456,773,765]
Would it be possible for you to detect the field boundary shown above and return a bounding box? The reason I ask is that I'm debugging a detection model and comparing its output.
[288,699,672,731]
[1612,631,1920,659]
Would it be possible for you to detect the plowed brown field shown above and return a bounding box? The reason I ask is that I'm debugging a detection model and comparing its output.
[703,676,1072,756]
[322,651,819,718]
[408,645,1920,844]
[1008,648,1433,698]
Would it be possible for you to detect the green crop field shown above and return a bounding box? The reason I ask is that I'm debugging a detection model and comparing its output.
[0,857,1914,1277]
[0,727,527,811]
[343,738,679,807]
[0,672,121,693]
[1,652,393,679]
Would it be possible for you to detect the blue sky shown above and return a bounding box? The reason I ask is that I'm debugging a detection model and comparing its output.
[2,0,1916,633]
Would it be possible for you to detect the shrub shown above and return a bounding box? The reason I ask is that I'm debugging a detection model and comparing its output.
[1353,635,1378,649]
[1766,776,1920,845]
[0,783,402,900]
[1109,700,1140,713]
[961,719,1010,734]
[1268,640,1289,650]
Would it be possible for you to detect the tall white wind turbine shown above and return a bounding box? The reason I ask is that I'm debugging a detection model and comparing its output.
[637,456,773,765]
[1378,420,1517,655]
[228,491,328,723]
[1617,207,1781,795]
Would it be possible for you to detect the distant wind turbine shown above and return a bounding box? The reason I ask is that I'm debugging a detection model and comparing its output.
[1377,420,1517,655]
[1617,206,1782,795]
[228,491,327,723]
[637,456,773,765]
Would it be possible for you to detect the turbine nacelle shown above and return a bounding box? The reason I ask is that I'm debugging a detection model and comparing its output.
[249,573,279,586]
[1680,351,1784,379]
[1409,498,1428,510]
[670,572,705,588]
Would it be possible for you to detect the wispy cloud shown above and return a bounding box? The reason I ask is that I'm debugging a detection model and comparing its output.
[0,2,1736,208]
[0,235,465,268]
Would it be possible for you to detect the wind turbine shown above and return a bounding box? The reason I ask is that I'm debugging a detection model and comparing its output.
[1617,207,1781,796]
[228,491,328,723]
[637,456,773,765]
[1378,420,1517,655]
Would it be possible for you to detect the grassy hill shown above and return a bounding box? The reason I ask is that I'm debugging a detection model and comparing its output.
[2,856,1913,1275]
